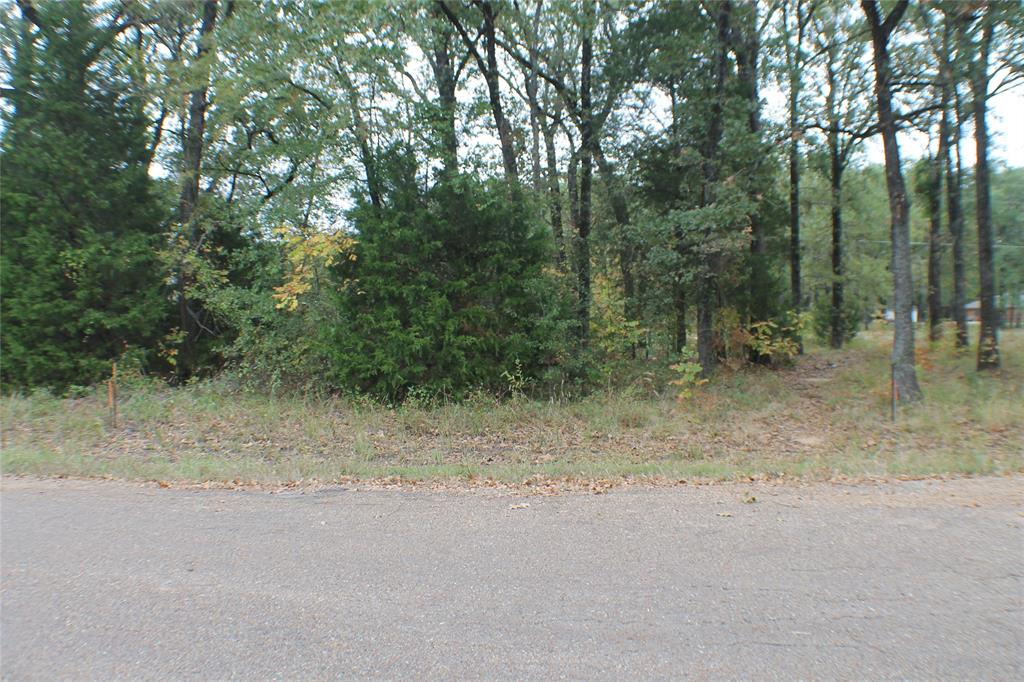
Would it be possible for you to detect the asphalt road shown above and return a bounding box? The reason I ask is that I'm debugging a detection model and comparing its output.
[2,476,1021,680]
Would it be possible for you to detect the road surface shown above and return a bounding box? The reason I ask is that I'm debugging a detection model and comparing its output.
[2,476,1022,680]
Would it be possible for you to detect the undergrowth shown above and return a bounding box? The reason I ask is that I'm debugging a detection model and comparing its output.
[2,328,1021,485]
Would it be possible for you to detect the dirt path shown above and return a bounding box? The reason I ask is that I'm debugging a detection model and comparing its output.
[3,475,1021,680]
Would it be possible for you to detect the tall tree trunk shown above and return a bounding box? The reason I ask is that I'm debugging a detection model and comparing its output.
[697,275,715,374]
[674,285,687,352]
[970,14,999,369]
[567,146,579,241]
[576,5,593,343]
[825,41,845,349]
[828,131,845,349]
[863,0,922,403]
[542,108,565,269]
[788,115,801,311]
[428,11,459,176]
[941,23,968,349]
[438,0,517,184]
[175,0,219,380]
[669,78,686,353]
[696,1,732,376]
[480,1,518,184]
[787,1,805,315]
[525,4,543,191]
[925,152,943,343]
[732,2,770,325]
[177,0,218,237]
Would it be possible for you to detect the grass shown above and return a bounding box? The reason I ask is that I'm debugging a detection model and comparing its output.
[2,326,1021,487]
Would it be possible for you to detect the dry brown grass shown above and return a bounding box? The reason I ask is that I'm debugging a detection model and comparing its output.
[2,327,1021,485]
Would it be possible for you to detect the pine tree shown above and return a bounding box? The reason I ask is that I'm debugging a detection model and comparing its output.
[1,1,169,390]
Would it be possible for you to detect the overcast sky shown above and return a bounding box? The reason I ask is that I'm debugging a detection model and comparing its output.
[865,86,1023,168]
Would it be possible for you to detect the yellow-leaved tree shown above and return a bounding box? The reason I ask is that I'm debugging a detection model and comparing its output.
[272,225,357,311]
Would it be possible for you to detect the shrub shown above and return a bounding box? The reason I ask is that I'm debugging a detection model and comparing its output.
[326,172,574,401]
[812,294,863,346]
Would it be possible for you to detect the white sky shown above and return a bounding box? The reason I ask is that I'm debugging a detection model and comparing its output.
[867,86,1024,167]
[762,81,1024,169]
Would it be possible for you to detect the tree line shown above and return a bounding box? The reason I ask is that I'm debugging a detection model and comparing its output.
[2,0,1021,402]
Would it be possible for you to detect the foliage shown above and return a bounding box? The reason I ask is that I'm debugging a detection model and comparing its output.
[2,0,1020,398]
[668,347,707,401]
[747,311,810,366]
[272,224,357,312]
[182,225,337,396]
[811,294,864,345]
[326,170,574,401]
[1,1,170,390]
[591,275,647,359]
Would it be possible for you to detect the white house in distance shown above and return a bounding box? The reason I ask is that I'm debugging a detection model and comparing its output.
[883,307,919,323]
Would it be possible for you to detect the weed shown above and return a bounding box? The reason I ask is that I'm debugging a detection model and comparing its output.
[2,329,1020,485]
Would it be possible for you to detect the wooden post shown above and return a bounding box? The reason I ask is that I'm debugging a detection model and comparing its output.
[108,362,118,428]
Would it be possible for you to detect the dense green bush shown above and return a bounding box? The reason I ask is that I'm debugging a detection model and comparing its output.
[811,293,864,346]
[327,171,574,401]
[1,2,170,390]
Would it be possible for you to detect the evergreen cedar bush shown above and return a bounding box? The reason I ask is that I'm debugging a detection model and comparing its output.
[811,293,864,346]
[1,2,169,391]
[326,170,575,402]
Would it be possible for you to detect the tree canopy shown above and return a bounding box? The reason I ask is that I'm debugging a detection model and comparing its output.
[2,0,1021,399]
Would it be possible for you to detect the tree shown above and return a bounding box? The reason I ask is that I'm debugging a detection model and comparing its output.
[172,0,222,379]
[936,7,969,348]
[1,0,169,389]
[962,4,999,369]
[862,0,923,403]
[327,169,570,401]
[779,0,815,319]
[806,3,875,348]
[916,152,944,343]
[438,0,519,185]
[730,0,779,328]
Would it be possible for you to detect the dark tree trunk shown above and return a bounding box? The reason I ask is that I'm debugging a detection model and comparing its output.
[576,9,593,343]
[970,15,999,369]
[674,285,687,352]
[828,131,845,349]
[824,41,845,349]
[177,0,218,233]
[863,0,922,403]
[567,147,579,240]
[789,97,802,313]
[925,153,943,343]
[428,12,459,176]
[697,275,715,375]
[696,1,732,376]
[942,31,968,349]
[175,0,219,380]
[732,4,770,324]
[668,79,686,354]
[542,110,565,269]
[480,1,518,184]
[438,0,517,184]
[525,7,543,191]
[787,2,805,316]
